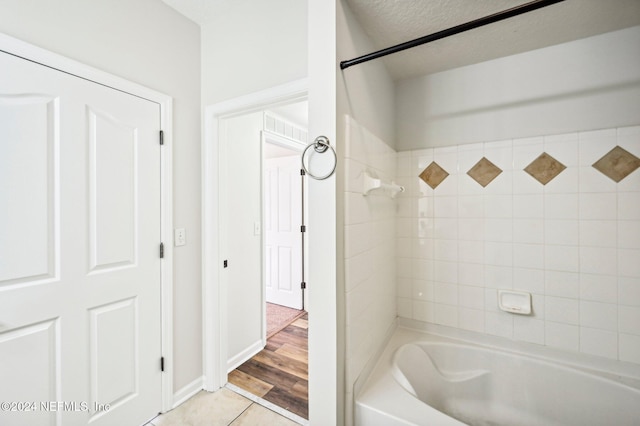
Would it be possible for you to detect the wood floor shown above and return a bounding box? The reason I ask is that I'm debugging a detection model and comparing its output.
[229,313,308,419]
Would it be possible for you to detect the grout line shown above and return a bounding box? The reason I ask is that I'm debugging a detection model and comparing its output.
[225,383,309,425]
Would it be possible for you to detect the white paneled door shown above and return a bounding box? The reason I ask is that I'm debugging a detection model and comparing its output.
[0,51,162,426]
[265,155,303,310]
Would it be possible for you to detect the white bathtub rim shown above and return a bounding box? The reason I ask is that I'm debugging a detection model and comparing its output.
[356,322,640,426]
[398,317,640,387]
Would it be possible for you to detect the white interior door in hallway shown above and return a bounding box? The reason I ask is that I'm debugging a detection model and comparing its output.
[265,154,303,310]
[0,50,162,426]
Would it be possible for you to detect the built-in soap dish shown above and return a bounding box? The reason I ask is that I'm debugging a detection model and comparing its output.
[498,290,531,315]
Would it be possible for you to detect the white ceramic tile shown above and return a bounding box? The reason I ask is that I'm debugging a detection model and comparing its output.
[619,333,640,364]
[545,296,580,325]
[619,277,640,307]
[458,240,484,264]
[484,265,513,289]
[458,262,484,286]
[484,139,513,170]
[434,239,457,261]
[513,194,543,218]
[513,267,545,294]
[396,197,415,218]
[458,196,484,218]
[485,311,513,338]
[412,300,434,323]
[434,282,458,305]
[619,305,640,335]
[580,327,617,360]
[514,316,545,345]
[397,298,412,318]
[579,273,617,303]
[579,193,617,220]
[546,270,580,298]
[433,218,458,240]
[578,128,617,166]
[485,242,513,267]
[345,222,372,258]
[396,217,414,238]
[619,249,640,278]
[396,152,412,177]
[434,260,458,284]
[413,238,433,260]
[433,146,458,172]
[545,321,579,351]
[458,146,484,172]
[412,279,434,301]
[514,169,545,194]
[618,192,640,220]
[345,192,370,225]
[485,288,500,311]
[513,219,543,244]
[434,303,458,327]
[413,148,434,172]
[580,301,617,331]
[545,219,579,246]
[579,220,617,248]
[484,195,513,218]
[397,257,412,279]
[580,246,617,275]
[417,179,434,197]
[458,218,485,241]
[485,219,513,242]
[545,245,579,272]
[458,307,485,333]
[152,389,252,426]
[417,197,434,219]
[397,277,412,298]
[579,166,617,193]
[396,237,412,258]
[345,249,374,291]
[618,221,640,249]
[459,173,485,195]
[413,259,434,281]
[513,244,544,269]
[544,193,578,220]
[434,174,458,196]
[531,293,545,318]
[434,196,458,217]
[458,285,485,309]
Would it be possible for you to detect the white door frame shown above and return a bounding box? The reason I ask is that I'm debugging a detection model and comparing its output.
[0,32,175,413]
[202,79,307,391]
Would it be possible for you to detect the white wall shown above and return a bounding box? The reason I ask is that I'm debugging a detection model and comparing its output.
[336,1,397,424]
[397,26,640,150]
[201,0,307,105]
[0,0,202,396]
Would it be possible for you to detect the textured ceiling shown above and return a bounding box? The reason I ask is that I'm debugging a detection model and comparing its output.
[344,0,640,80]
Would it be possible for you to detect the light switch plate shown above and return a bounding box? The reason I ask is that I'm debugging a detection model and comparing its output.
[174,228,186,246]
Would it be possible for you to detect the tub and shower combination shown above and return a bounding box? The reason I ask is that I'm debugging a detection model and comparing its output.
[356,327,640,426]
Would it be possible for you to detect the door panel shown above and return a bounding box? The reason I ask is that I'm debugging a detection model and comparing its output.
[0,50,161,426]
[265,155,302,309]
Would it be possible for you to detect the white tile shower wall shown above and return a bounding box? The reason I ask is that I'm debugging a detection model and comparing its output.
[343,116,397,387]
[397,125,640,364]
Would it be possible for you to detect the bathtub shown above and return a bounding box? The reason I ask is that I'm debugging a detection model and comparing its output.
[355,327,640,426]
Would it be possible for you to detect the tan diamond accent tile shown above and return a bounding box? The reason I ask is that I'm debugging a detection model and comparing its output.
[592,146,640,183]
[419,161,449,189]
[467,157,502,187]
[524,152,566,185]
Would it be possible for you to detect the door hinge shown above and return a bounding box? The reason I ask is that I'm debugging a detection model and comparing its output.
[300,225,306,233]
[159,130,164,145]
[301,282,306,289]
[161,357,165,372]
[300,168,306,176]
[223,260,228,268]
[160,243,164,258]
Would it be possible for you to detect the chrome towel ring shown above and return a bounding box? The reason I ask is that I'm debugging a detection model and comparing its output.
[301,136,337,180]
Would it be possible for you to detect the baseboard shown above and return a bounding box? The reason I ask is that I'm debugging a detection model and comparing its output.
[172,376,204,409]
[227,339,264,373]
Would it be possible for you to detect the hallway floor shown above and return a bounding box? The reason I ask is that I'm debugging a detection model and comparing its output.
[147,387,302,426]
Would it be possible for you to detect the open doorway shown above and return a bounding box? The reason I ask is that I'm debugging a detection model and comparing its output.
[206,94,310,421]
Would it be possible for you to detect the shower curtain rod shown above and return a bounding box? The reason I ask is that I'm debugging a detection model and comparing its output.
[340,0,566,70]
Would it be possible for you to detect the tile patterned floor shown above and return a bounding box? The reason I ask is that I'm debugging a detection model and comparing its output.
[145,387,302,426]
